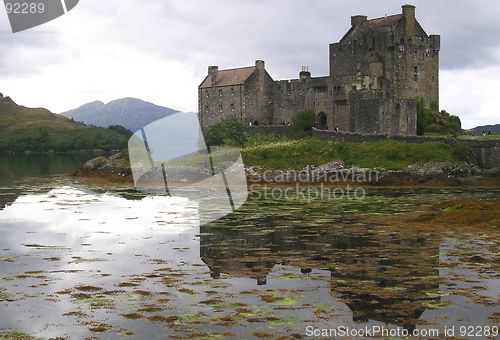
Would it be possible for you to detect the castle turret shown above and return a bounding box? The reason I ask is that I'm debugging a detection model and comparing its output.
[402,5,416,35]
[430,34,440,51]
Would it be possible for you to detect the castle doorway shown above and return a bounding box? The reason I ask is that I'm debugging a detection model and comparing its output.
[317,112,328,130]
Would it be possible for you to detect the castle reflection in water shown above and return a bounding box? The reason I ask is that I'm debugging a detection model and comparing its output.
[200,214,441,330]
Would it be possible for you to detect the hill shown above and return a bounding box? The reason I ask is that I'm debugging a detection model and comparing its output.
[0,93,130,153]
[60,98,178,132]
[471,124,500,136]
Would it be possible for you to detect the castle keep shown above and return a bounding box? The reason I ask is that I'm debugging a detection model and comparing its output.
[198,5,440,136]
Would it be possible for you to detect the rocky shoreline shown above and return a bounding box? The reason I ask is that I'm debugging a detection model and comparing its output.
[76,152,500,187]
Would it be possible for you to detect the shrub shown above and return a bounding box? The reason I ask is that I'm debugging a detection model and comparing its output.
[416,98,433,135]
[451,143,469,161]
[417,98,462,136]
[204,117,247,147]
[291,109,316,137]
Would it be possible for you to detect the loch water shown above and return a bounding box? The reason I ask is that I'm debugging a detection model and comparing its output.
[0,156,499,339]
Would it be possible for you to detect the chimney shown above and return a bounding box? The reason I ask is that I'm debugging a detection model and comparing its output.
[299,66,311,80]
[402,5,416,35]
[351,15,367,27]
[208,65,218,86]
[255,60,265,69]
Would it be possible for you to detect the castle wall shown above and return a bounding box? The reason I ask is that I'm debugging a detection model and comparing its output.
[199,85,245,127]
[198,63,275,127]
[399,35,440,107]
[272,76,333,128]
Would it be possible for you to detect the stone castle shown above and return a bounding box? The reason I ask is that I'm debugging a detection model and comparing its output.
[198,5,440,136]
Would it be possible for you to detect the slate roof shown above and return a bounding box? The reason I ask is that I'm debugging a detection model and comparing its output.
[341,14,403,42]
[199,66,255,88]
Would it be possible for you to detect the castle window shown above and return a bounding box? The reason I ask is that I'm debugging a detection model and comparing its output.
[231,104,235,112]
[231,88,235,96]
[219,105,223,112]
[352,85,357,91]
[395,103,401,114]
[414,66,419,81]
[205,91,209,98]
[219,89,223,96]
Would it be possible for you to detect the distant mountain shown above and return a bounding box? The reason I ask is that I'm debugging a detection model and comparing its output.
[0,93,130,153]
[61,98,178,132]
[471,124,500,136]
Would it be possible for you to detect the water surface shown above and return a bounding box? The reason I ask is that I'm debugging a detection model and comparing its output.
[0,178,498,339]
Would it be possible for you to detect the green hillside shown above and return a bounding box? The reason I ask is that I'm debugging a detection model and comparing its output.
[0,94,130,153]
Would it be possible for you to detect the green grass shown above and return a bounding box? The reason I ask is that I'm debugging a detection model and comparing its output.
[476,134,500,141]
[458,134,500,141]
[241,135,468,170]
[0,330,40,340]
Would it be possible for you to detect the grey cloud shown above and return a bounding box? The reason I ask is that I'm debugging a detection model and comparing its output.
[2,0,500,78]
[130,0,500,74]
[1,0,499,110]
[0,30,61,77]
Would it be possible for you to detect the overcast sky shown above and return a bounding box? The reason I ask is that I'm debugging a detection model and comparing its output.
[0,0,499,128]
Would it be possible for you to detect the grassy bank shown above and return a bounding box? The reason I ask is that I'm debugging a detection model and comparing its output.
[241,135,468,170]
[458,134,500,141]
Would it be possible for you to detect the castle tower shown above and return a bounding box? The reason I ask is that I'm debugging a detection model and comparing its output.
[328,4,440,134]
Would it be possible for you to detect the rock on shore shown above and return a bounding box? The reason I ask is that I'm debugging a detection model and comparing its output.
[79,151,131,177]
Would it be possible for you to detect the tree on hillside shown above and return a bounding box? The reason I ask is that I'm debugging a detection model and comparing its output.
[108,125,133,136]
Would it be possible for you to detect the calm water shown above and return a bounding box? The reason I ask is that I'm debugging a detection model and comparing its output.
[0,156,499,339]
[0,154,97,186]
